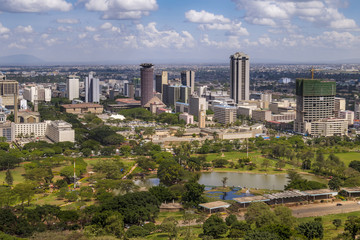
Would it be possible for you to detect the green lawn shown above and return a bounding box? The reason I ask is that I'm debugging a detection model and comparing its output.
[0,166,25,185]
[298,211,360,239]
[325,152,360,167]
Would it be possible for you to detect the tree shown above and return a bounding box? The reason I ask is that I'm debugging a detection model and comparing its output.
[333,219,342,230]
[226,214,237,226]
[92,159,125,179]
[344,216,360,239]
[329,177,342,191]
[275,160,286,170]
[182,182,205,208]
[149,186,174,203]
[13,182,36,206]
[221,177,228,188]
[245,202,276,228]
[65,191,78,202]
[203,214,227,238]
[79,186,93,201]
[274,205,296,228]
[126,225,149,239]
[229,221,250,239]
[261,159,271,171]
[244,230,281,240]
[5,170,13,186]
[161,217,178,240]
[157,160,184,186]
[349,160,360,172]
[297,221,324,240]
[212,159,228,168]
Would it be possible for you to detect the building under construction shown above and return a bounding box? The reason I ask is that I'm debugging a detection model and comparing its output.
[294,78,347,136]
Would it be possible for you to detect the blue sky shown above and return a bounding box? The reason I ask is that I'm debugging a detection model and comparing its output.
[0,0,360,64]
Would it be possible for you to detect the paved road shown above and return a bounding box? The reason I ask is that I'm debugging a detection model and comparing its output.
[291,201,360,218]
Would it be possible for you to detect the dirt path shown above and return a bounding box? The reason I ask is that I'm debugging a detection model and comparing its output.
[122,163,138,179]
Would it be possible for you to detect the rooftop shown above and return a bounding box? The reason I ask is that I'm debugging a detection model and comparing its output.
[116,98,140,104]
[341,187,360,193]
[61,103,103,109]
[199,201,231,210]
[233,196,270,203]
[264,190,307,199]
[302,189,337,196]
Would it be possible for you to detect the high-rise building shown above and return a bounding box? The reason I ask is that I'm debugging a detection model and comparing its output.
[0,77,18,109]
[140,63,154,107]
[67,75,80,101]
[199,106,206,128]
[181,71,195,94]
[85,72,100,103]
[155,71,168,93]
[128,83,135,99]
[23,86,51,103]
[180,86,190,103]
[230,52,250,103]
[294,78,347,136]
[189,95,207,117]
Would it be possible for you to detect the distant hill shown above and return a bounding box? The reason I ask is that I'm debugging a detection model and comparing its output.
[0,54,46,66]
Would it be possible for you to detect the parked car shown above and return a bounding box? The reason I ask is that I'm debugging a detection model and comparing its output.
[336,203,343,206]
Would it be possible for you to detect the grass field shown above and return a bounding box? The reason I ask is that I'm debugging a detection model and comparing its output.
[0,165,25,185]
[325,152,360,167]
[298,211,360,239]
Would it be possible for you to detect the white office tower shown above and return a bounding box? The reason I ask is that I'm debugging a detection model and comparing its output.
[20,99,27,110]
[181,71,195,94]
[23,86,51,103]
[230,52,250,103]
[67,75,80,101]
[85,72,100,103]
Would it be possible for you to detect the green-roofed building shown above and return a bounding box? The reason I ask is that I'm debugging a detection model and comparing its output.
[294,78,348,136]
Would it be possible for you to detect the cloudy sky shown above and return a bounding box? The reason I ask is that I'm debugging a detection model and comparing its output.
[0,0,359,64]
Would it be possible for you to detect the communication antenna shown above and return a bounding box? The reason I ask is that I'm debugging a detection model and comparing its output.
[73,160,76,189]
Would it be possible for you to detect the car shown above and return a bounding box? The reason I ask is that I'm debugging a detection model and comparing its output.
[336,203,343,206]
[357,201,360,205]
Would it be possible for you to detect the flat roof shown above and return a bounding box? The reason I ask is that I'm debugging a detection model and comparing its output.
[303,189,337,196]
[61,103,103,109]
[342,187,360,193]
[234,196,270,204]
[199,201,231,210]
[264,190,307,200]
[116,98,140,104]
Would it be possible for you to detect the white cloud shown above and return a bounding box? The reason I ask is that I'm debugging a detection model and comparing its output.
[78,33,87,39]
[56,18,79,24]
[8,43,26,49]
[0,0,72,12]
[84,0,158,19]
[0,22,10,34]
[134,22,195,48]
[57,26,72,32]
[85,26,96,32]
[100,22,121,33]
[41,34,49,39]
[45,38,58,46]
[185,10,230,24]
[15,25,33,33]
[232,0,358,30]
[200,21,249,36]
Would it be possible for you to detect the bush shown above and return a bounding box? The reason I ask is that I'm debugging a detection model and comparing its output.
[125,225,149,238]
[212,159,228,168]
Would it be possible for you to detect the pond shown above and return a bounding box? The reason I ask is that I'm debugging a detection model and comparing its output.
[135,172,326,191]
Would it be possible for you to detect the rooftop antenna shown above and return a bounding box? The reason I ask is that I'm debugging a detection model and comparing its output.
[73,160,76,189]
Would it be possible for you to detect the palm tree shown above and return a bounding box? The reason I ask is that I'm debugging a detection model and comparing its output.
[221,177,228,188]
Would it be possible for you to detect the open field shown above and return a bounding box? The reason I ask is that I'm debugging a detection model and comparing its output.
[325,152,360,167]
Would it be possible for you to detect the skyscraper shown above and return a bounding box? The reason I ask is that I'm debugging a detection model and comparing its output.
[181,70,195,94]
[230,52,250,103]
[294,78,347,136]
[140,63,154,107]
[85,72,100,103]
[67,75,80,101]
[155,71,168,93]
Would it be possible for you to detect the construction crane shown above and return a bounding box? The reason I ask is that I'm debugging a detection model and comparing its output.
[310,67,325,79]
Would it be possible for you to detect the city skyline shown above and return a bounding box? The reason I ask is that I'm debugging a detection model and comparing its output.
[0,0,360,64]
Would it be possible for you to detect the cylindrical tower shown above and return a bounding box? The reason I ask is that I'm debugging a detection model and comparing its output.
[140,63,154,107]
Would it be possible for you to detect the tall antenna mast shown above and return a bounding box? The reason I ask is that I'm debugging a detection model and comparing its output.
[73,160,76,189]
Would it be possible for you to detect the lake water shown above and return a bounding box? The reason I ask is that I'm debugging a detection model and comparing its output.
[135,172,325,191]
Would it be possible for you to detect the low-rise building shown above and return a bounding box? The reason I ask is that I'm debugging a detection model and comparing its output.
[15,122,48,137]
[46,120,75,142]
[61,103,103,114]
[339,110,354,125]
[252,110,272,122]
[0,122,15,142]
[179,113,194,125]
[306,119,348,137]
[213,105,237,124]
